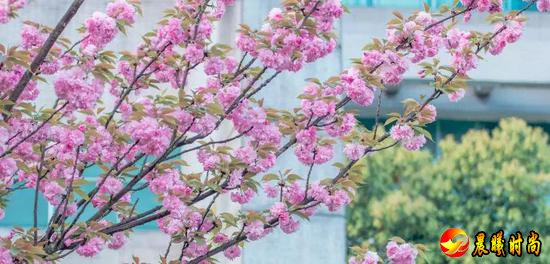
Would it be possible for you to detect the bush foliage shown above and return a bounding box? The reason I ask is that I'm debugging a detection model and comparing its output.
[347,118,550,263]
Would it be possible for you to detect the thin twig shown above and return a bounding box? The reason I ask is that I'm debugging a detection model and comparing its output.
[0,102,68,158]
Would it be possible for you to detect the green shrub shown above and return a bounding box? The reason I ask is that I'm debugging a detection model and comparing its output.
[347,118,550,263]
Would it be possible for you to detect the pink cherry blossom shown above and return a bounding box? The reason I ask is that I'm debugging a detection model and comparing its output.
[280,215,300,234]
[107,232,127,250]
[82,12,117,52]
[43,181,64,206]
[341,69,375,106]
[348,251,380,264]
[0,0,26,24]
[284,182,305,205]
[270,202,288,219]
[54,68,104,110]
[224,245,241,260]
[261,183,277,199]
[76,237,105,257]
[156,18,186,46]
[326,113,356,137]
[233,145,257,165]
[230,188,255,204]
[362,50,384,68]
[125,117,171,157]
[344,144,366,161]
[204,57,224,75]
[245,220,268,241]
[106,0,136,24]
[0,157,17,179]
[386,241,418,264]
[490,21,523,55]
[185,44,204,64]
[448,88,466,102]
[0,0,535,261]
[20,24,46,50]
[418,104,437,124]
[296,127,317,146]
[268,8,283,22]
[402,135,427,151]
[452,51,477,75]
[236,33,257,54]
[445,28,471,51]
[0,247,12,264]
[538,0,550,12]
[213,233,228,244]
[323,189,350,212]
[390,124,414,141]
[309,182,329,202]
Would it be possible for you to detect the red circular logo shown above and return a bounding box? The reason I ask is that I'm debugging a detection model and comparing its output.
[440,228,470,258]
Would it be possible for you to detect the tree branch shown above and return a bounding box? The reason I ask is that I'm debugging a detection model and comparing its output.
[3,0,86,117]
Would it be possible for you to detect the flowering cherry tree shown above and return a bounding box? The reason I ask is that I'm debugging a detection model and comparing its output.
[0,0,546,263]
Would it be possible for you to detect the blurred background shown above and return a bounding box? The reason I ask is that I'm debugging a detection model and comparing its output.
[343,1,550,263]
[0,0,549,263]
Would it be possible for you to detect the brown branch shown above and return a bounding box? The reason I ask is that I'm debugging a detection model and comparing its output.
[4,0,86,117]
[424,5,475,32]
[176,67,268,148]
[32,152,45,245]
[166,127,251,160]
[104,43,172,128]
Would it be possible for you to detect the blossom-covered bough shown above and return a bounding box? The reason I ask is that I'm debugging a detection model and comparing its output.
[0,0,546,263]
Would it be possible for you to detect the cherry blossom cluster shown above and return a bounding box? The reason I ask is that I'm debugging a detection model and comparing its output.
[461,0,550,14]
[538,0,550,11]
[461,0,504,14]
[0,22,49,100]
[348,240,419,264]
[0,0,541,263]
[236,0,343,72]
[0,0,26,24]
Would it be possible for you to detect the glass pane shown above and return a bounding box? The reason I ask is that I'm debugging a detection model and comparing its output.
[508,0,538,10]
[131,187,159,230]
[435,0,457,8]
[0,188,48,227]
[341,0,373,7]
[67,175,158,230]
[0,149,185,230]
[342,0,536,10]
[77,150,184,230]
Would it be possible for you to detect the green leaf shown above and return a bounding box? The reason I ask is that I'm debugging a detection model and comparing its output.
[262,173,279,182]
[413,126,433,141]
[220,212,237,227]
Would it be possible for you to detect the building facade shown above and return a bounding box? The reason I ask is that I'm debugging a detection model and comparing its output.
[0,0,548,263]
[342,0,550,138]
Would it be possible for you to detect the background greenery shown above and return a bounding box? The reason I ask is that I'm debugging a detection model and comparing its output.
[347,118,550,263]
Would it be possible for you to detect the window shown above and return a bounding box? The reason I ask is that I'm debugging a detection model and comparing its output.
[1,189,49,227]
[0,157,163,230]
[359,118,550,156]
[73,159,162,230]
